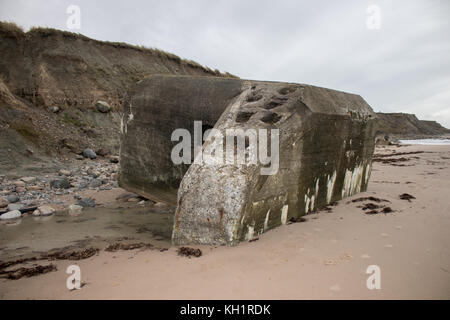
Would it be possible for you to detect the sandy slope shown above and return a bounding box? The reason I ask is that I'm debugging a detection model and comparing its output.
[1,144,449,299]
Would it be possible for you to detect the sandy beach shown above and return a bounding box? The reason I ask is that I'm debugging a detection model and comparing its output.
[1,144,449,299]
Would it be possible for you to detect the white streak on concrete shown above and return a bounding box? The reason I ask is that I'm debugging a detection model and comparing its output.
[264,209,270,230]
[326,170,337,203]
[281,205,288,224]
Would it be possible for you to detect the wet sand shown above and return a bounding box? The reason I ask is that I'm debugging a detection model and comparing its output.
[1,144,449,299]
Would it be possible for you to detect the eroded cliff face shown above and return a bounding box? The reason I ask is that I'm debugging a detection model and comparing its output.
[0,22,234,170]
[119,75,377,245]
[376,112,450,137]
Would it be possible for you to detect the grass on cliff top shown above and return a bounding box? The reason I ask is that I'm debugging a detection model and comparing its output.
[0,21,238,78]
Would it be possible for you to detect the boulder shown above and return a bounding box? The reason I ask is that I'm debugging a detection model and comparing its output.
[33,205,56,216]
[50,178,71,189]
[20,176,36,184]
[0,210,21,220]
[77,198,95,207]
[109,155,119,163]
[83,148,97,159]
[6,194,19,203]
[13,180,25,187]
[59,169,72,176]
[119,75,377,245]
[7,203,24,211]
[68,204,83,214]
[49,106,60,113]
[95,100,112,113]
[0,198,8,208]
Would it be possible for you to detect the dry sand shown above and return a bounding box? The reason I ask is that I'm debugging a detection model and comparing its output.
[1,144,449,299]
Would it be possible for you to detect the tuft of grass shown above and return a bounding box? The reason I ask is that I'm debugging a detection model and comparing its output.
[10,122,39,145]
[61,112,84,127]
[0,21,25,38]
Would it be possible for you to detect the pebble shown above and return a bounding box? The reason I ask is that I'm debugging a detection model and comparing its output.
[33,205,56,216]
[68,204,83,214]
[50,178,71,189]
[7,203,24,211]
[13,180,26,187]
[78,198,96,207]
[83,148,97,159]
[6,194,19,203]
[21,177,36,184]
[59,169,72,176]
[0,210,21,220]
[109,156,119,163]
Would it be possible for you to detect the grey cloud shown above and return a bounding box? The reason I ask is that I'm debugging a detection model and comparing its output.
[0,0,449,127]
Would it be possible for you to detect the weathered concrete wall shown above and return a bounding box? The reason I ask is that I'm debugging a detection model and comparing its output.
[119,75,242,203]
[119,75,377,245]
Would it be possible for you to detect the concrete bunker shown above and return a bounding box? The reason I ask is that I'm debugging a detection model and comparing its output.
[119,75,377,245]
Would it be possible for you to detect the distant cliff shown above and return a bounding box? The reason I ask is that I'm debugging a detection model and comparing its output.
[0,22,236,169]
[375,112,450,137]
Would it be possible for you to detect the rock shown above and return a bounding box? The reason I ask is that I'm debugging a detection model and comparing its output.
[59,169,72,176]
[95,100,112,113]
[20,177,36,184]
[89,179,102,189]
[7,203,24,211]
[15,187,26,193]
[6,194,19,203]
[78,198,95,207]
[49,106,60,113]
[13,180,26,187]
[68,204,83,214]
[119,75,377,245]
[0,198,8,208]
[75,155,84,160]
[154,202,168,208]
[33,205,56,216]
[83,148,97,159]
[116,192,140,202]
[109,156,119,163]
[27,185,42,191]
[0,210,21,220]
[50,178,71,189]
[96,148,110,157]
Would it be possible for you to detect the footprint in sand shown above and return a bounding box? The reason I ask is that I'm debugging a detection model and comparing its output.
[361,254,371,259]
[385,244,393,248]
[340,253,353,260]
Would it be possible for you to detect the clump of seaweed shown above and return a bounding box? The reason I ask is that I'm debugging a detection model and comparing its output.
[177,247,202,258]
[104,242,153,252]
[399,193,415,202]
[43,247,99,260]
[0,264,57,280]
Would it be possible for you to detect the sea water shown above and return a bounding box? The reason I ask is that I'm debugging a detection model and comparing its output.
[399,139,450,146]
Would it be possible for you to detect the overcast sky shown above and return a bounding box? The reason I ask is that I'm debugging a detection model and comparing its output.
[1,0,449,128]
